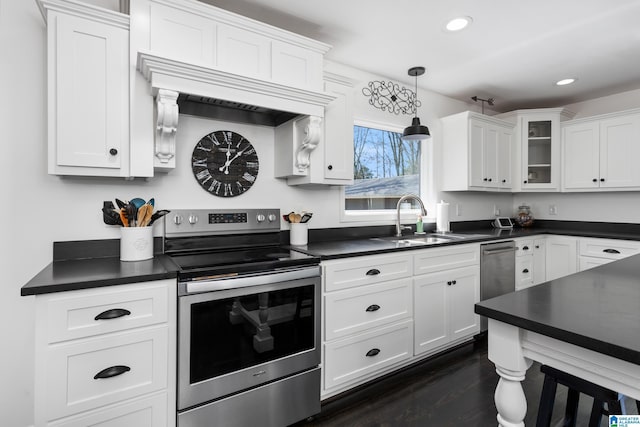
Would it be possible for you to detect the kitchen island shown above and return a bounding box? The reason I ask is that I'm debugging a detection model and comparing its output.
[475,254,640,426]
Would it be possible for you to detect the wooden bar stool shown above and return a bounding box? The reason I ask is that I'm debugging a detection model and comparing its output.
[536,364,622,427]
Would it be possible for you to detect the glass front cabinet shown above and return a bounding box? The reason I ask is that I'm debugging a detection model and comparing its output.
[497,108,575,192]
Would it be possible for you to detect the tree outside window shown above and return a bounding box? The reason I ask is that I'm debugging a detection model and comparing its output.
[346,125,421,211]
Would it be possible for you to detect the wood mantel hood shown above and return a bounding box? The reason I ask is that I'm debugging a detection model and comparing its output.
[136,51,336,124]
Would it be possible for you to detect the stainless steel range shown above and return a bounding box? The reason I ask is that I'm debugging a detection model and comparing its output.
[165,209,321,427]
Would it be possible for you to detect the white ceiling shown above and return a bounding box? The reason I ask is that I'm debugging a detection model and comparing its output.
[201,0,640,112]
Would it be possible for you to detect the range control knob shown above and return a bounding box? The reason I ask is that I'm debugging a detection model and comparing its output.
[256,214,266,223]
[267,213,277,222]
[188,214,198,225]
[173,215,183,225]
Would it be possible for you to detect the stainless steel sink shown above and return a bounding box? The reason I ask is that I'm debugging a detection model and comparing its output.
[369,236,451,246]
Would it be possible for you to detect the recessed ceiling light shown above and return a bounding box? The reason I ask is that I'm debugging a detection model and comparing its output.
[556,78,577,86]
[445,16,472,32]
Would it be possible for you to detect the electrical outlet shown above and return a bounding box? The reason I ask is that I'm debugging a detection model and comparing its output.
[549,204,557,215]
[493,205,500,216]
[456,204,462,216]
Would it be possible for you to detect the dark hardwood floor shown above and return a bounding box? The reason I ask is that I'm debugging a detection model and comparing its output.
[295,337,636,427]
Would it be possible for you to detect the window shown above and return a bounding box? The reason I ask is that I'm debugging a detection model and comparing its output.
[342,122,424,220]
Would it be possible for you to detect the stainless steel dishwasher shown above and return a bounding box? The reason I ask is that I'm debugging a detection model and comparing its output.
[480,240,516,332]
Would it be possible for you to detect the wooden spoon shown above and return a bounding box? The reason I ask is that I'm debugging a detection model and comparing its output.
[119,208,129,227]
[292,213,302,223]
[137,204,153,227]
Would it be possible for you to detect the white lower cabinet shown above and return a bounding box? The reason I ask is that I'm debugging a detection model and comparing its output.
[578,237,640,272]
[321,244,480,399]
[515,237,546,290]
[413,265,480,355]
[323,319,413,390]
[34,280,176,427]
[545,236,578,281]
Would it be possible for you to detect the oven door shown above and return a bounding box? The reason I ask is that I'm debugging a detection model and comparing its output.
[178,267,320,410]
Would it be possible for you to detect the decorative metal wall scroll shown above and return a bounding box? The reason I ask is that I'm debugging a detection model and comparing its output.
[362,80,421,115]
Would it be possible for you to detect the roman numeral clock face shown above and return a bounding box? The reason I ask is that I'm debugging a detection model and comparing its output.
[191,130,259,197]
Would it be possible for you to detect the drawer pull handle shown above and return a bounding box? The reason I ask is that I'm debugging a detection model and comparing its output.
[447,281,452,286]
[366,348,380,357]
[603,249,620,254]
[366,304,381,312]
[522,246,529,251]
[95,308,131,321]
[366,269,381,276]
[93,365,131,380]
[523,269,529,273]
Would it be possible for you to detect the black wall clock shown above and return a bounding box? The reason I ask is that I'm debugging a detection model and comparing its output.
[191,130,259,197]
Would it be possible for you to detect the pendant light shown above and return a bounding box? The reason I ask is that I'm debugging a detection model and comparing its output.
[402,66,431,141]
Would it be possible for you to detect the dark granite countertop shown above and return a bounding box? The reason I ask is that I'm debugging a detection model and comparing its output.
[21,255,178,296]
[475,254,640,365]
[292,223,640,260]
[22,220,640,296]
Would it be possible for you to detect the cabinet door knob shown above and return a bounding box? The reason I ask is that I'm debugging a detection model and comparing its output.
[93,365,131,380]
[366,268,380,276]
[94,308,131,321]
[327,165,333,170]
[365,348,380,357]
[452,280,457,284]
[600,178,605,182]
[447,281,452,285]
[488,178,492,182]
[502,179,506,183]
[366,304,381,312]
[603,249,621,254]
[523,268,529,273]
[592,178,598,182]
[522,246,529,251]
[483,178,488,181]
[109,148,118,156]
[523,180,528,184]
[535,245,540,249]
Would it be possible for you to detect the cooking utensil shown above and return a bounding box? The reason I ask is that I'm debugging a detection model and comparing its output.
[119,208,129,227]
[126,203,137,227]
[300,213,313,223]
[115,198,127,209]
[148,209,170,225]
[292,213,302,223]
[130,198,146,209]
[288,212,296,223]
[147,198,155,207]
[137,204,153,227]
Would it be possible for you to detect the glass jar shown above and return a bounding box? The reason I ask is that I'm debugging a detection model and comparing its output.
[515,205,534,227]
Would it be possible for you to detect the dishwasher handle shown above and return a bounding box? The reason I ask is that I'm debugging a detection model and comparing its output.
[482,246,516,256]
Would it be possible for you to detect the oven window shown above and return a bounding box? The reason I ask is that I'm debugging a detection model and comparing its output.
[189,284,315,383]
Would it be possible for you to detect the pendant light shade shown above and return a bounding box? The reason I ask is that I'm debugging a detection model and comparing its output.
[402,66,431,141]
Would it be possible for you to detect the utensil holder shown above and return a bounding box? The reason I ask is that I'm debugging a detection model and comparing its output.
[290,223,308,246]
[120,226,153,261]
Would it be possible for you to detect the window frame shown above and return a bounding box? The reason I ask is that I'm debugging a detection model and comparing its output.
[339,118,434,224]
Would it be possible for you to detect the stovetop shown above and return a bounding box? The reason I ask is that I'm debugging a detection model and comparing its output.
[168,245,319,280]
[164,209,319,280]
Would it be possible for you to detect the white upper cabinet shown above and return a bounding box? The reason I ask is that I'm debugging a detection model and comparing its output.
[143,0,329,92]
[442,111,514,191]
[497,108,574,192]
[39,0,130,177]
[562,110,640,191]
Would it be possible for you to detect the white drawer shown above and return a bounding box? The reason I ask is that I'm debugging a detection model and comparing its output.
[579,238,640,260]
[515,239,533,257]
[44,326,168,420]
[323,319,412,390]
[579,256,615,272]
[41,280,171,343]
[413,243,479,276]
[324,254,412,292]
[515,257,533,291]
[48,392,168,427]
[324,278,412,340]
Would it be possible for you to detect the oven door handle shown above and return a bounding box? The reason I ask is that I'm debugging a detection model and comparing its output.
[181,266,320,294]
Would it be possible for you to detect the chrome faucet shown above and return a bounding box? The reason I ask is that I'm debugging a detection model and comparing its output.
[396,194,428,237]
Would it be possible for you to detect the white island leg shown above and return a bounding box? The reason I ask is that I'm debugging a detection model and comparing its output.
[495,366,528,427]
[487,319,533,427]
